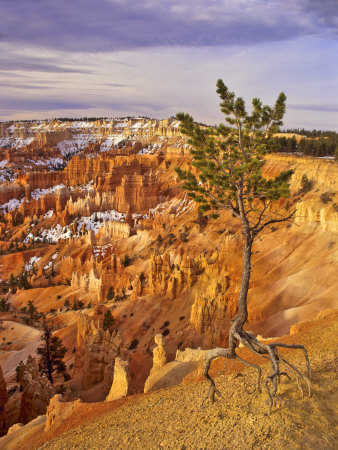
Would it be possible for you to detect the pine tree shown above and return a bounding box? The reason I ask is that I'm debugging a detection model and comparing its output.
[175,80,312,411]
[102,310,114,331]
[71,299,78,310]
[301,174,311,192]
[37,317,69,384]
[20,300,41,326]
[0,298,10,312]
[9,274,15,287]
[106,286,115,301]
[63,299,70,310]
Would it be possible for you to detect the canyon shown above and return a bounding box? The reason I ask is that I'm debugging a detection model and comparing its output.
[0,118,337,446]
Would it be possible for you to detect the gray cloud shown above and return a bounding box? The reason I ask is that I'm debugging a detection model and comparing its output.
[288,104,338,113]
[0,97,93,112]
[0,54,93,73]
[0,0,336,53]
[0,82,50,90]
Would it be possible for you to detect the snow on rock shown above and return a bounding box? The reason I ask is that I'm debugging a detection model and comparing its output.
[0,137,34,149]
[149,194,193,218]
[0,198,24,213]
[100,135,126,152]
[44,210,54,219]
[23,233,34,244]
[51,253,58,260]
[32,157,66,170]
[93,244,112,259]
[56,134,98,157]
[77,210,126,235]
[40,224,72,243]
[24,209,126,243]
[31,184,66,200]
[0,167,16,183]
[138,142,160,155]
[31,159,46,166]
[25,256,41,271]
[0,160,8,168]
[47,157,65,169]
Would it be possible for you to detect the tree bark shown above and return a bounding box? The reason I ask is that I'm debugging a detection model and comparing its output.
[227,232,253,357]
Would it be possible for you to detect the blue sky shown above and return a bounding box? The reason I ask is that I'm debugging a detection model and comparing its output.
[0,0,337,129]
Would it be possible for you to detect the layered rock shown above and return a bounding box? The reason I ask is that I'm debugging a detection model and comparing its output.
[71,269,102,303]
[148,252,197,299]
[17,356,55,424]
[114,173,159,213]
[75,313,126,391]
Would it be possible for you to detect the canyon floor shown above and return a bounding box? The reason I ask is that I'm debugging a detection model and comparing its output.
[2,310,337,450]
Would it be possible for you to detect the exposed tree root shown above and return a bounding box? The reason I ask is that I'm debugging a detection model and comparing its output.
[202,329,312,413]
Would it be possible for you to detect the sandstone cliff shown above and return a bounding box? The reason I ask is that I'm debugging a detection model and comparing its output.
[75,313,126,391]
[17,356,55,424]
[0,365,8,436]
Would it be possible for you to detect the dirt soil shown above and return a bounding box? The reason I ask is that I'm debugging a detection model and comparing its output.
[2,311,336,450]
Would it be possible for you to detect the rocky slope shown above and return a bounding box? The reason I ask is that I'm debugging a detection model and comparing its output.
[1,310,336,449]
[0,117,337,435]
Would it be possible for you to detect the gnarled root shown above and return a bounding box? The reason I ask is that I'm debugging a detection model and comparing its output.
[202,330,312,413]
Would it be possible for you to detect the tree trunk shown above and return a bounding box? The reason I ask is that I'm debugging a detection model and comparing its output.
[227,232,253,357]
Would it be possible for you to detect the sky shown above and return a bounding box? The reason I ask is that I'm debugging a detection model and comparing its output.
[0,0,337,130]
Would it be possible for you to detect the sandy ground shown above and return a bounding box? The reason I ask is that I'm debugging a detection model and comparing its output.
[0,321,42,376]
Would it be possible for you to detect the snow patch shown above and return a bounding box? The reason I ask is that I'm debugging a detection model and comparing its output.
[100,135,126,152]
[0,198,24,213]
[44,209,54,219]
[25,256,41,271]
[31,184,66,201]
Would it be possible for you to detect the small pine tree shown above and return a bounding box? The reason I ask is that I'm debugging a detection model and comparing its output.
[20,300,41,326]
[9,273,15,287]
[77,300,84,309]
[72,299,78,310]
[102,310,114,331]
[0,298,10,312]
[63,299,70,310]
[301,174,311,192]
[17,271,31,290]
[123,254,131,267]
[37,317,69,384]
[106,286,115,301]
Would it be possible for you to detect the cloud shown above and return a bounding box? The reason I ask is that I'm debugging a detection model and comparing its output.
[0,54,93,74]
[0,82,50,90]
[0,97,93,112]
[288,104,338,113]
[0,0,336,53]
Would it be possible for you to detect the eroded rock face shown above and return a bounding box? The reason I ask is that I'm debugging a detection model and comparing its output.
[144,334,167,393]
[106,357,131,401]
[190,281,236,347]
[75,313,126,391]
[0,364,8,436]
[6,423,23,435]
[45,394,82,433]
[148,252,197,299]
[17,355,55,424]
